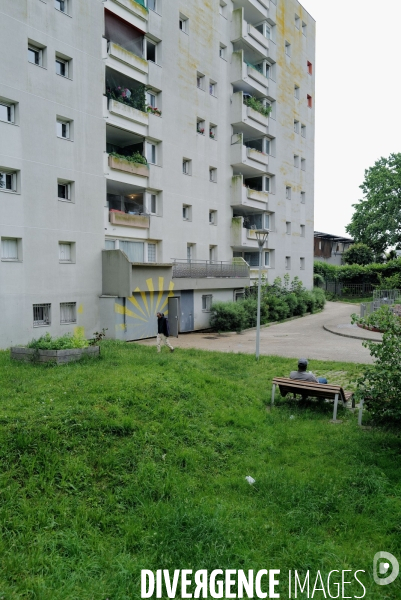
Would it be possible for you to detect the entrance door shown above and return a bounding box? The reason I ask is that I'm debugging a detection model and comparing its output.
[168,297,179,338]
[180,290,194,332]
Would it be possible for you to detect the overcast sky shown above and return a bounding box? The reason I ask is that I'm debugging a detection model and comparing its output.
[300,0,401,237]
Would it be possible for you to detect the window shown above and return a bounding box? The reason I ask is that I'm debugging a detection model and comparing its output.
[219,44,226,59]
[28,44,42,66]
[209,124,217,139]
[294,120,299,134]
[56,119,71,139]
[209,167,217,182]
[182,205,191,220]
[183,159,191,175]
[179,14,188,33]
[33,303,51,327]
[264,252,270,267]
[307,94,312,108]
[209,245,217,262]
[146,39,156,63]
[197,118,205,134]
[302,22,307,36]
[307,60,313,75]
[1,238,20,261]
[148,0,156,10]
[318,241,322,250]
[285,256,291,270]
[294,85,300,99]
[59,242,73,262]
[294,155,299,168]
[244,252,260,267]
[234,289,245,302]
[219,1,227,17]
[209,210,217,225]
[295,14,300,29]
[301,158,306,171]
[196,73,205,90]
[56,56,69,78]
[146,142,156,164]
[209,80,217,96]
[300,225,305,237]
[120,241,144,262]
[54,0,67,12]
[146,91,156,108]
[58,181,71,201]
[0,102,14,124]
[301,124,306,138]
[285,186,291,200]
[286,222,291,235]
[60,302,76,324]
[301,191,305,204]
[187,244,193,262]
[148,243,156,263]
[202,294,213,312]
[105,240,115,250]
[285,41,291,57]
[0,171,17,192]
[300,257,305,270]
[150,194,157,214]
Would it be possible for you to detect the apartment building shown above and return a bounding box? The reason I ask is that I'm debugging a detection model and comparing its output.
[0,0,315,348]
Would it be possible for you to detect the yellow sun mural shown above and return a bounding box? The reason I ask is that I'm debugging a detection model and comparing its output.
[114,277,175,339]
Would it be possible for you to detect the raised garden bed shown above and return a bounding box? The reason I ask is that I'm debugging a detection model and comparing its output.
[11,346,100,364]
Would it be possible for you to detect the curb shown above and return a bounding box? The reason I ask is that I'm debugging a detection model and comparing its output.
[323,324,382,343]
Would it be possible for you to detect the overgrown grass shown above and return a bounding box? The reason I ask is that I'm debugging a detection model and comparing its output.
[0,342,400,599]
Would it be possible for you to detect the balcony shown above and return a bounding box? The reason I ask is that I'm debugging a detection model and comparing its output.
[108,0,149,23]
[108,154,149,178]
[231,175,269,212]
[107,42,149,76]
[106,180,150,237]
[172,259,249,279]
[232,8,269,62]
[231,91,269,136]
[104,9,148,81]
[231,215,270,249]
[232,0,269,26]
[231,137,269,176]
[231,51,268,97]
[109,211,150,228]
[108,98,149,130]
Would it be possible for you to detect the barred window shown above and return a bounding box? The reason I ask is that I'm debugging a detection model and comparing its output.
[60,302,76,324]
[33,303,51,327]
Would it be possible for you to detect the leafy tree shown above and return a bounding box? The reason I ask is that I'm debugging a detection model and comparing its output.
[342,243,374,265]
[346,153,401,254]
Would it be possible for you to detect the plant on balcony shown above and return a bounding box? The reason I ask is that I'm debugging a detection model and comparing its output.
[197,126,205,134]
[109,151,148,165]
[146,105,162,116]
[209,130,215,139]
[243,95,271,118]
[106,83,146,112]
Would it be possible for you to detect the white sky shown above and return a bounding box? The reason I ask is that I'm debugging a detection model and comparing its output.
[300,0,401,237]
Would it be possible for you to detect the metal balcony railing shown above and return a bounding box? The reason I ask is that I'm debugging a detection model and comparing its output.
[172,259,249,279]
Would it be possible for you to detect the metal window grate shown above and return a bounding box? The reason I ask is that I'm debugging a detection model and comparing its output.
[60,302,76,324]
[33,303,51,327]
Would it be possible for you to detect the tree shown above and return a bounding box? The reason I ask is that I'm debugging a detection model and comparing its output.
[342,243,374,265]
[346,153,401,255]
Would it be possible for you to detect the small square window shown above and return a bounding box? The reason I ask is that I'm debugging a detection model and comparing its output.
[146,39,157,63]
[300,224,305,237]
[209,124,217,139]
[295,14,300,29]
[197,118,205,135]
[0,171,17,192]
[196,73,205,90]
[146,91,156,108]
[301,158,306,171]
[147,243,156,263]
[182,204,191,220]
[209,167,217,182]
[294,120,299,134]
[302,22,307,36]
[60,302,76,324]
[1,237,20,261]
[301,124,306,138]
[58,181,71,201]
[183,159,191,175]
[285,186,291,200]
[209,80,217,96]
[33,303,51,327]
[202,294,213,312]
[0,102,15,124]
[294,85,300,99]
[56,56,70,78]
[219,44,226,59]
[28,45,42,66]
[307,60,313,75]
[56,119,71,139]
[286,222,291,235]
[294,155,299,168]
[300,257,305,270]
[301,191,305,204]
[285,41,291,57]
[54,0,67,12]
[307,94,312,108]
[209,210,217,224]
[285,256,291,270]
[59,242,74,262]
[179,14,188,33]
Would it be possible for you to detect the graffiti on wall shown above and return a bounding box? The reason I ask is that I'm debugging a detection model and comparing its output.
[114,277,175,339]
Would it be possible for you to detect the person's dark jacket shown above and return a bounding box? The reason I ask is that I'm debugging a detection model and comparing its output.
[157,316,169,336]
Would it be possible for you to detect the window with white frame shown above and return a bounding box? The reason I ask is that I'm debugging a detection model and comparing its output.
[147,243,156,263]
[196,72,205,90]
[209,80,217,96]
[56,119,71,139]
[120,240,144,262]
[209,124,217,139]
[182,204,191,220]
[301,158,306,171]
[145,39,157,63]
[234,289,245,302]
[219,44,226,59]
[59,242,73,262]
[209,210,217,225]
[264,176,271,192]
[202,294,213,312]
[33,303,51,327]
[209,167,217,182]
[294,120,299,134]
[57,180,72,201]
[300,257,305,270]
[286,221,291,235]
[187,244,194,262]
[285,186,291,200]
[146,90,156,108]
[149,194,157,214]
[0,102,15,124]
[285,41,291,57]
[55,56,69,78]
[264,213,271,230]
[264,251,270,267]
[54,0,68,13]
[209,245,217,262]
[244,252,260,267]
[146,142,156,164]
[183,159,191,175]
[1,238,20,261]
[196,118,205,134]
[28,44,43,66]
[294,155,299,168]
[105,240,115,250]
[301,124,306,138]
[294,85,300,99]
[179,14,188,33]
[285,256,291,270]
[60,302,76,324]
[0,171,17,192]
[301,191,305,204]
[300,224,305,237]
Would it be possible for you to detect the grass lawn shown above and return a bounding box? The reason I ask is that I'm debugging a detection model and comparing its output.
[0,341,400,599]
[335,297,373,305]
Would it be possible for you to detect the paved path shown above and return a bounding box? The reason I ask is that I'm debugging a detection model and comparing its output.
[137,302,375,364]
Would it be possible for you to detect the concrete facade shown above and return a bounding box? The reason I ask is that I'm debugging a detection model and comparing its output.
[0,0,315,348]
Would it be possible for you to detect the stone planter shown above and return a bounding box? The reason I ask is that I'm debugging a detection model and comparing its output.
[109,212,150,228]
[108,155,149,177]
[11,346,100,364]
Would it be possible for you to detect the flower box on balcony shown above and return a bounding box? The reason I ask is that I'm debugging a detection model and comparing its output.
[109,212,150,228]
[108,155,149,177]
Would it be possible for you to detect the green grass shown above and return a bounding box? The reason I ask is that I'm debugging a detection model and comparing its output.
[339,296,373,304]
[0,342,400,599]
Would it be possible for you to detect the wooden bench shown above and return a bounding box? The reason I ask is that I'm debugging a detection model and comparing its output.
[271,377,355,422]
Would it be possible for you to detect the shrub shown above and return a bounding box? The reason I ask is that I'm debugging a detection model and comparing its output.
[265,295,290,321]
[210,302,247,332]
[27,333,89,350]
[351,307,401,421]
[313,287,326,310]
[343,243,374,265]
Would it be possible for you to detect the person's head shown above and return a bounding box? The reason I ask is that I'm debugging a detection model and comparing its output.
[298,358,308,372]
[157,312,162,319]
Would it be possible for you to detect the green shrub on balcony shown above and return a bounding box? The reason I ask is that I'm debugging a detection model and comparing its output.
[109,151,148,165]
[243,95,271,118]
[106,84,146,112]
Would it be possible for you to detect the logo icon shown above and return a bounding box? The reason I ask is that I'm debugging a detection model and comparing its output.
[373,552,399,586]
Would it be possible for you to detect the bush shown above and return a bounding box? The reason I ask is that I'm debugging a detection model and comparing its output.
[313,287,326,309]
[265,295,290,321]
[27,333,89,350]
[210,302,247,332]
[343,243,374,265]
[352,306,401,421]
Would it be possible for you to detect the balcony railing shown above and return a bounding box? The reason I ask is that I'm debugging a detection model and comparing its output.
[172,259,249,279]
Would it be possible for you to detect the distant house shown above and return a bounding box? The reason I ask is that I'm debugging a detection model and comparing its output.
[314,231,354,266]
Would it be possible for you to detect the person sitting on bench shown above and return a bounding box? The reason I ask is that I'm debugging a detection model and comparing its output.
[290,358,327,384]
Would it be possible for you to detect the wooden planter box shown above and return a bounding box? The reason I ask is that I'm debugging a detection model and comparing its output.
[108,155,149,177]
[11,346,100,364]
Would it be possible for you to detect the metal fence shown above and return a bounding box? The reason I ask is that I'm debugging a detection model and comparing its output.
[360,289,401,317]
[172,259,249,279]
[322,281,375,297]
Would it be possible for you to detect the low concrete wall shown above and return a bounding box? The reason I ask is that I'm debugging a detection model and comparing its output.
[11,346,100,364]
